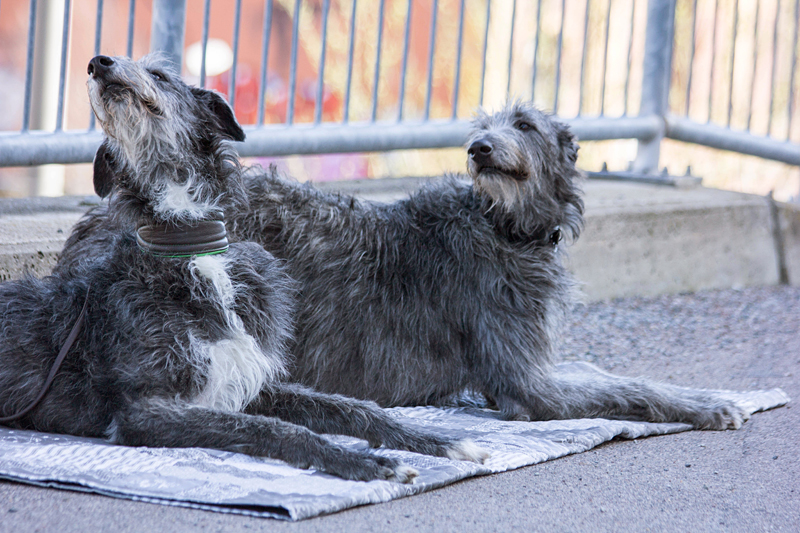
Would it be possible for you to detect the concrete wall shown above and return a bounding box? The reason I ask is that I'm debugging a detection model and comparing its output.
[0,181,797,301]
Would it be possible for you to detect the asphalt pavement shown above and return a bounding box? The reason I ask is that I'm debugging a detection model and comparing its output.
[2,285,797,533]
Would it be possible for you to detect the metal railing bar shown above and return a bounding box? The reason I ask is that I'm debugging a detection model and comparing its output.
[554,0,565,112]
[451,0,465,119]
[22,0,37,133]
[789,0,799,137]
[343,0,358,123]
[126,0,136,57]
[479,0,491,106]
[531,0,542,101]
[599,0,612,116]
[315,0,331,125]
[286,0,301,125]
[228,0,243,111]
[579,0,590,116]
[623,0,635,116]
[371,0,386,122]
[0,115,666,167]
[727,0,739,128]
[424,0,439,120]
[256,0,273,126]
[666,114,800,164]
[397,0,412,121]
[199,0,210,88]
[707,0,719,123]
[235,115,663,158]
[768,0,781,135]
[506,0,516,97]
[747,0,760,130]
[56,0,72,132]
[89,0,104,130]
[685,0,698,116]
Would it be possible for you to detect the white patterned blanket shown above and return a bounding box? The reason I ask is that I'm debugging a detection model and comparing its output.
[0,386,788,521]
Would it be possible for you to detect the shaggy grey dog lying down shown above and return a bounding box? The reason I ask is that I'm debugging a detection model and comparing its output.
[57,92,749,431]
[0,54,486,483]
[229,102,749,430]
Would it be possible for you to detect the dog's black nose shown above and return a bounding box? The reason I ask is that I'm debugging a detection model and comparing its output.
[88,55,115,77]
[468,139,493,166]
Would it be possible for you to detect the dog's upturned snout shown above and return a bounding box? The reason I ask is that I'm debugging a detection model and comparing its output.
[88,55,115,77]
[468,139,493,165]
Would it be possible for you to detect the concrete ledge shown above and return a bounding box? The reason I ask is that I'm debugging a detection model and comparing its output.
[0,182,796,301]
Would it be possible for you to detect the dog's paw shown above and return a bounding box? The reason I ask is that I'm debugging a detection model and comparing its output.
[693,401,750,430]
[446,439,491,464]
[386,464,419,484]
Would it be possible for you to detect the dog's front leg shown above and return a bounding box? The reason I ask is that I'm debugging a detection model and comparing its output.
[496,362,749,430]
[246,382,488,463]
[113,397,417,482]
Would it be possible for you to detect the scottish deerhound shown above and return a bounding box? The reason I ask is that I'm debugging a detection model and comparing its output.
[229,102,748,430]
[0,54,486,483]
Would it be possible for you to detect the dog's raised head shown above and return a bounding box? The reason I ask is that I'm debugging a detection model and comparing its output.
[87,54,245,223]
[467,101,583,241]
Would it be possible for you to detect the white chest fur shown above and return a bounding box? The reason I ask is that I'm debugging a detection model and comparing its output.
[189,254,284,412]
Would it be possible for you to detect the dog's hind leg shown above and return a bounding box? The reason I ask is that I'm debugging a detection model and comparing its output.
[246,382,489,463]
[495,362,748,430]
[113,397,418,482]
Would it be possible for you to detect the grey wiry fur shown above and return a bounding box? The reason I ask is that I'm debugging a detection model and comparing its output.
[231,102,748,430]
[0,54,487,484]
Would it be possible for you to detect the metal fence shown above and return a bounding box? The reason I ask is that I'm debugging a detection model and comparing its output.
[0,0,797,178]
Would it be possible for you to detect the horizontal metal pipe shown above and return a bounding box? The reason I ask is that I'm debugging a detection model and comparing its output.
[666,115,800,166]
[0,132,104,167]
[0,116,667,166]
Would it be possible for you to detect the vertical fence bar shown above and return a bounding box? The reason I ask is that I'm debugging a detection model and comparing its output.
[199,0,210,88]
[623,0,635,116]
[747,0,760,130]
[397,0,413,121]
[126,0,136,57]
[314,0,331,125]
[371,0,386,122]
[228,0,242,110]
[506,0,516,97]
[479,0,491,106]
[89,0,104,130]
[578,0,590,116]
[707,0,718,123]
[632,0,676,174]
[767,0,781,135]
[452,0,465,119]
[257,0,272,125]
[22,0,37,132]
[788,0,799,137]
[684,0,698,116]
[343,0,357,123]
[599,0,612,116]
[531,0,542,101]
[553,0,565,112]
[424,0,439,121]
[726,0,739,128]
[286,0,301,125]
[55,0,72,131]
[150,0,186,70]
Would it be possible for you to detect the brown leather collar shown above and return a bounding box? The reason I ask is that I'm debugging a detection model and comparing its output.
[136,218,229,258]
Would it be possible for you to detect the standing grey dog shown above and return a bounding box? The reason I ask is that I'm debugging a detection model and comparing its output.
[0,54,486,483]
[231,102,748,430]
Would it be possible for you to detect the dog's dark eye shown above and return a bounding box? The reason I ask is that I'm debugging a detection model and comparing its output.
[150,71,166,82]
[516,122,534,132]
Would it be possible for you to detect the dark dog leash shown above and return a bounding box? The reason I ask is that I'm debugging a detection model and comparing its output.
[0,290,90,424]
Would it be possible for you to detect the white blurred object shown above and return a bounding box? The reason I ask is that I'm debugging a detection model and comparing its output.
[185,39,234,77]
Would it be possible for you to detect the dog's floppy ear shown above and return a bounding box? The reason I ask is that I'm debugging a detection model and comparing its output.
[556,123,579,165]
[93,140,115,198]
[191,87,246,143]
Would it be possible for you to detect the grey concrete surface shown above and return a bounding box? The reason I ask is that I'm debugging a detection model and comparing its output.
[1,286,797,532]
[1,179,796,300]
